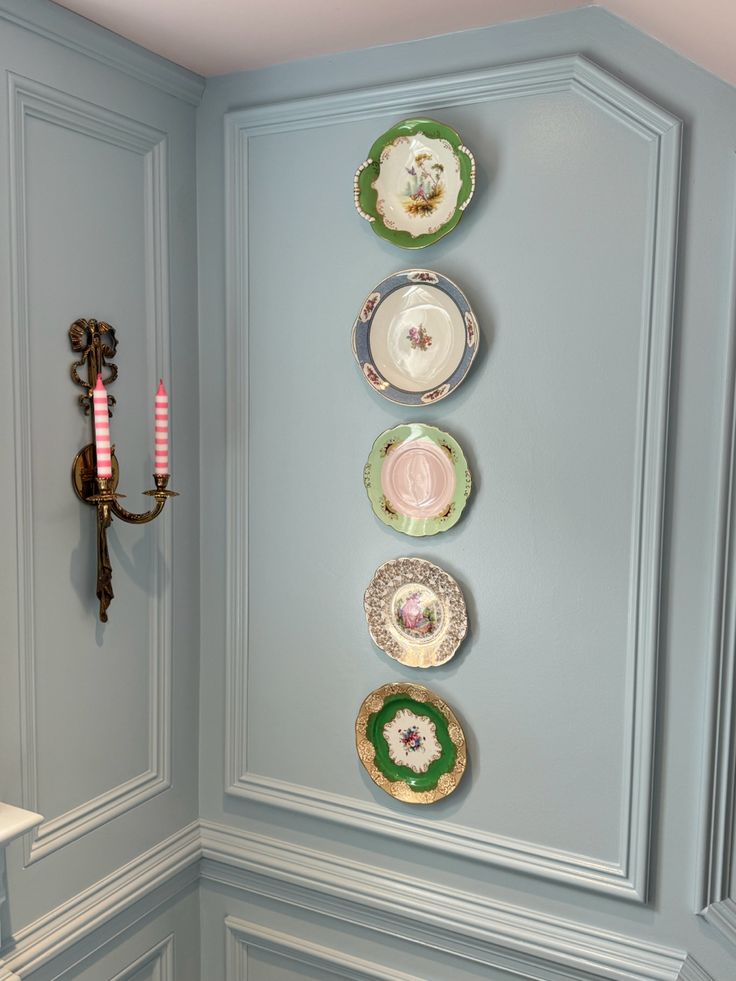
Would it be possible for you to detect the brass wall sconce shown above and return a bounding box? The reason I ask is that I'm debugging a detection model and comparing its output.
[69,318,177,622]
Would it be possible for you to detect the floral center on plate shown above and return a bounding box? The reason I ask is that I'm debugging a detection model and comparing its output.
[407,324,432,351]
[383,708,442,773]
[367,284,465,394]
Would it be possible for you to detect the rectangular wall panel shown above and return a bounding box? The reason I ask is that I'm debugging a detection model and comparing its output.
[8,74,172,864]
[224,56,680,901]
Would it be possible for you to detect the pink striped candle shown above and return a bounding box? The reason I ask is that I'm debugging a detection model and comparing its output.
[92,375,113,478]
[154,379,169,475]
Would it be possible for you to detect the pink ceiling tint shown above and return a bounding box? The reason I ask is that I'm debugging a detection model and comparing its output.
[607,0,736,87]
[49,0,581,74]
[51,0,736,86]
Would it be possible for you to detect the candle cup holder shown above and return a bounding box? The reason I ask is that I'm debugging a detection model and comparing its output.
[69,319,178,622]
[143,473,180,502]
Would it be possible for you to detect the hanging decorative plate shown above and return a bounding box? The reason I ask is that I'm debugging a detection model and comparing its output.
[364,557,468,668]
[352,269,479,406]
[355,682,467,804]
[354,119,476,249]
[363,423,471,537]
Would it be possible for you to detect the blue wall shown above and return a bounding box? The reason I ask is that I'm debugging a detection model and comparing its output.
[0,0,202,977]
[197,7,736,981]
[2,2,736,978]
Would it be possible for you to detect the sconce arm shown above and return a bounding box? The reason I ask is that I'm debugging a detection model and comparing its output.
[109,474,178,525]
[109,497,166,525]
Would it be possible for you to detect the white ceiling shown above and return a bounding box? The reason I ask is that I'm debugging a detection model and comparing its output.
[51,0,736,86]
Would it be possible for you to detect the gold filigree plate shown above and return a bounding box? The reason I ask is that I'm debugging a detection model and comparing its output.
[355,682,467,805]
[364,557,468,668]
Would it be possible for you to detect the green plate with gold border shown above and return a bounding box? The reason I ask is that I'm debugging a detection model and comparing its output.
[354,118,476,249]
[355,682,467,804]
[363,423,472,537]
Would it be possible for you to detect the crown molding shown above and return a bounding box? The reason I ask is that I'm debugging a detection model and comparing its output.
[0,0,204,105]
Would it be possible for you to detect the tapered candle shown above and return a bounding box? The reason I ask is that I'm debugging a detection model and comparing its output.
[154,379,169,475]
[93,375,112,478]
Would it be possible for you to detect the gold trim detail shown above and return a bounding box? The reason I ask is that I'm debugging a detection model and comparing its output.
[364,557,468,668]
[355,682,467,805]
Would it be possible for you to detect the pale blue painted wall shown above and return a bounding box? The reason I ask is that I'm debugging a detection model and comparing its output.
[1,1,736,978]
[21,885,200,981]
[197,7,736,980]
[0,0,201,977]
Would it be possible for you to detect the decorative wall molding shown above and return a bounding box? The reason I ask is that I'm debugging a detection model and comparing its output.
[220,773,630,893]
[696,159,736,945]
[0,822,714,981]
[0,823,199,980]
[108,934,174,981]
[0,0,203,105]
[7,73,173,865]
[223,53,682,901]
[225,918,425,981]
[202,820,710,981]
[703,898,736,947]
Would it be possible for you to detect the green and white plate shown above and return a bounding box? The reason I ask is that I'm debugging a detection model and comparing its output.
[354,118,476,249]
[363,423,472,537]
[355,682,467,804]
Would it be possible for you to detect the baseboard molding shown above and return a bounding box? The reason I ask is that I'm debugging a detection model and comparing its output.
[200,820,709,981]
[0,821,715,981]
[0,822,200,980]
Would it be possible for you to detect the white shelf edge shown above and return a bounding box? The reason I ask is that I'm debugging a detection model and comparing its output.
[0,802,43,848]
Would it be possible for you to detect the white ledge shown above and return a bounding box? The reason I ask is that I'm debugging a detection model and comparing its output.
[0,803,43,847]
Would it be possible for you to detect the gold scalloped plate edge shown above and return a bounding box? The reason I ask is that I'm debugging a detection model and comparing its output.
[355,682,467,805]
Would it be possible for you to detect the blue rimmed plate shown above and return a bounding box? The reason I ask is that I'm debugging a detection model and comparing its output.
[352,269,479,406]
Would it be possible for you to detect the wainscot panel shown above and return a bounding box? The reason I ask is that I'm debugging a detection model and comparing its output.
[200,822,711,981]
